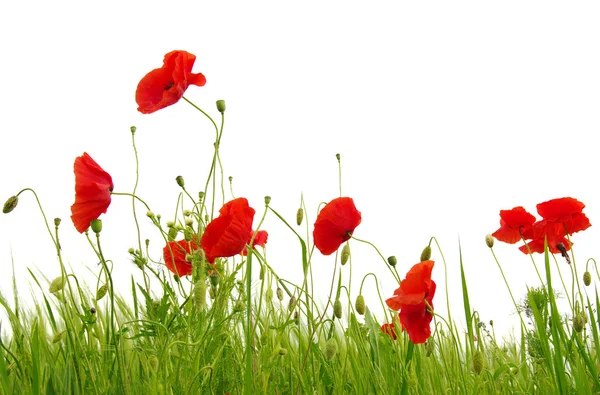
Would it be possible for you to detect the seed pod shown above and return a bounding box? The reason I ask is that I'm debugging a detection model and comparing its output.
[387,256,397,267]
[355,295,365,315]
[209,271,220,287]
[90,219,103,234]
[216,100,226,113]
[333,299,342,319]
[176,176,185,188]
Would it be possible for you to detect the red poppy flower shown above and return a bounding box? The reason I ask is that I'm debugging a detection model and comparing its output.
[491,206,536,244]
[136,50,206,114]
[200,198,255,263]
[519,220,572,255]
[313,197,362,255]
[163,238,198,277]
[70,153,113,233]
[241,230,269,256]
[380,323,398,340]
[536,197,591,236]
[385,260,436,344]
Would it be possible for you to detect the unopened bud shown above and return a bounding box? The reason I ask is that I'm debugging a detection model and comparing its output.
[265,288,274,301]
[325,338,338,360]
[49,276,66,293]
[90,219,102,234]
[485,234,494,248]
[420,246,432,261]
[176,176,185,188]
[387,256,397,267]
[128,247,135,254]
[336,153,341,161]
[333,299,342,319]
[52,331,64,344]
[341,243,350,265]
[355,295,365,315]
[296,207,304,226]
[148,356,159,371]
[95,283,108,301]
[216,100,226,113]
[168,227,178,241]
[288,296,297,312]
[2,196,18,214]
[276,287,283,301]
[573,313,585,333]
[472,350,485,374]
[234,300,246,312]
[583,271,592,286]
[209,271,220,287]
[209,286,217,299]
[185,217,193,227]
[278,347,287,356]
[146,210,155,218]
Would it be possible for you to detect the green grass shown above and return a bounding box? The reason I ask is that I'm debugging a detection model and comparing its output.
[2,97,600,394]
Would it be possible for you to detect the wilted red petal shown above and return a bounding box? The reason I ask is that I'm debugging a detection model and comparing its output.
[313,197,362,255]
[136,50,206,114]
[163,239,197,276]
[201,198,255,263]
[70,153,113,233]
[399,301,434,344]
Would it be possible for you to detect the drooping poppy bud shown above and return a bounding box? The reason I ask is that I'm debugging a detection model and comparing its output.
[420,245,432,261]
[472,350,485,374]
[341,243,350,265]
[325,338,337,360]
[485,234,494,248]
[355,295,365,315]
[176,176,185,188]
[333,299,342,319]
[583,271,592,286]
[296,207,304,226]
[96,284,108,301]
[2,196,18,214]
[49,276,66,293]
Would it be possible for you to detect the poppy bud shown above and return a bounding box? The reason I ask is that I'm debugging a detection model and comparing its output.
[2,196,18,214]
[573,313,586,333]
[472,350,485,375]
[184,228,193,242]
[264,196,271,205]
[387,256,397,267]
[176,176,185,188]
[485,234,494,248]
[166,221,175,228]
[265,288,274,302]
[355,295,365,315]
[183,210,192,217]
[194,281,207,310]
[276,287,283,301]
[278,347,288,356]
[209,286,217,299]
[234,300,246,312]
[185,217,193,227]
[90,219,102,234]
[296,207,304,226]
[96,283,108,301]
[198,191,205,201]
[325,338,337,360]
[341,243,350,265]
[420,246,432,261]
[336,153,341,161]
[216,100,226,113]
[146,210,155,218]
[425,340,433,357]
[583,271,592,286]
[49,276,66,293]
[259,265,265,280]
[168,227,178,241]
[130,126,137,135]
[128,247,135,254]
[333,299,342,319]
[54,218,62,227]
[288,296,297,312]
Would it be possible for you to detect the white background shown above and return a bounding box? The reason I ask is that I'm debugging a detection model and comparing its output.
[1,1,599,340]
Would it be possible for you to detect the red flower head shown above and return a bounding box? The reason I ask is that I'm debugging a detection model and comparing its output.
[70,153,113,233]
[136,50,206,114]
[519,220,572,255]
[536,197,591,236]
[313,197,362,255]
[200,198,255,263]
[385,260,436,344]
[491,206,536,244]
[241,230,269,256]
[380,323,398,340]
[163,238,198,277]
